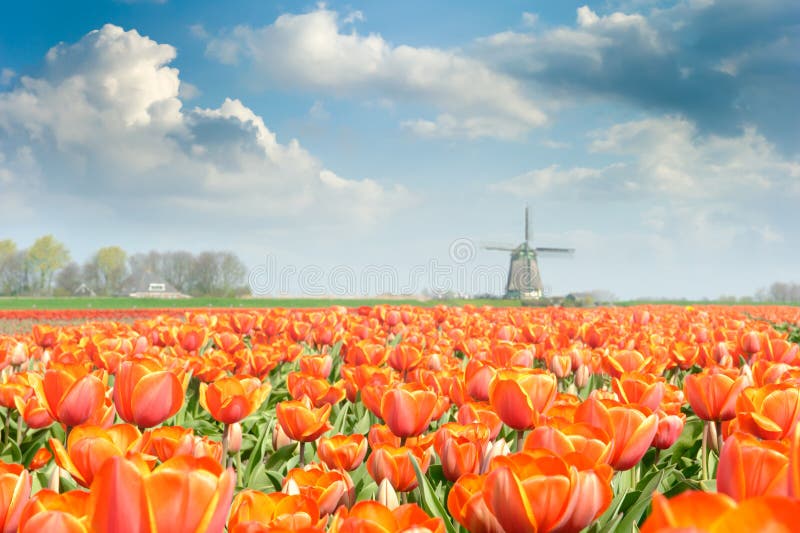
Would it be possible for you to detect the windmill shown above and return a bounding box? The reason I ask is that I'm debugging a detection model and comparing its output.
[484,206,574,300]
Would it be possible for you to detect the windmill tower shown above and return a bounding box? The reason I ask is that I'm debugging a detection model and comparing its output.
[484,206,574,300]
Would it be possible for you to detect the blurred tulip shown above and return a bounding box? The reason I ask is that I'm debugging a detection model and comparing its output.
[28,448,52,471]
[90,455,234,533]
[17,489,90,533]
[0,460,31,533]
[200,375,271,424]
[641,491,735,532]
[113,359,185,428]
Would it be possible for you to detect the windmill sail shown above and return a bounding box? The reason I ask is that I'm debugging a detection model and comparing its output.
[483,206,574,300]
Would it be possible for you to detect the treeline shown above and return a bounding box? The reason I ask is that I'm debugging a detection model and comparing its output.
[0,235,249,297]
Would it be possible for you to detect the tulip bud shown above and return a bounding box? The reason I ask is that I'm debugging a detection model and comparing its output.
[739,364,754,388]
[706,420,720,454]
[283,477,300,496]
[49,466,61,492]
[550,354,572,379]
[377,478,399,510]
[227,422,242,455]
[10,343,28,367]
[741,332,761,355]
[653,413,685,450]
[575,364,591,389]
[273,422,295,450]
[480,439,510,474]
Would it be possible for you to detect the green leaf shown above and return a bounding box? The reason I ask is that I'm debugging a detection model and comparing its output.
[615,468,670,532]
[265,443,299,471]
[408,452,457,533]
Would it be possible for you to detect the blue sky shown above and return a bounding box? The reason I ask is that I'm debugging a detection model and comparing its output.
[1,0,798,299]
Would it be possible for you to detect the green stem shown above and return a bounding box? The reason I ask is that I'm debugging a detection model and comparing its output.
[516,429,525,453]
[715,420,724,458]
[701,421,709,481]
[221,423,230,467]
[299,441,306,467]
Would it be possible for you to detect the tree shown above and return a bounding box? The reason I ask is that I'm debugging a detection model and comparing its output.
[55,262,83,295]
[218,252,247,296]
[162,251,194,293]
[26,235,70,295]
[191,251,219,296]
[94,246,128,295]
[0,240,19,295]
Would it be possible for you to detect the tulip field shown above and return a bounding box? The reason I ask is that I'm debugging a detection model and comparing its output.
[1,304,800,532]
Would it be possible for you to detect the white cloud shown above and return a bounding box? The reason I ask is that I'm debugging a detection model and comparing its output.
[309,100,330,120]
[206,7,546,140]
[0,68,14,86]
[491,164,623,195]
[189,24,208,39]
[522,12,539,27]
[0,24,409,229]
[589,116,799,197]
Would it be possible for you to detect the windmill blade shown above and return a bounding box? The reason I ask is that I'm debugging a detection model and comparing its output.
[535,247,575,254]
[525,205,533,244]
[482,241,517,251]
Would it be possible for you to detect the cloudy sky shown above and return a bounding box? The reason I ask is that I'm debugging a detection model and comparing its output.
[0,0,797,299]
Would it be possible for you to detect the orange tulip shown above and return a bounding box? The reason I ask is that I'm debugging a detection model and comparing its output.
[684,368,748,421]
[434,430,483,482]
[524,423,614,467]
[90,455,234,533]
[276,397,332,442]
[283,465,354,515]
[717,432,789,501]
[642,492,800,533]
[380,384,438,439]
[641,491,736,532]
[227,490,324,532]
[329,501,443,533]
[652,411,685,450]
[488,368,557,431]
[113,359,185,428]
[457,402,503,440]
[287,372,345,408]
[482,451,577,533]
[790,424,800,498]
[366,445,430,492]
[0,460,31,533]
[733,383,800,440]
[199,375,271,424]
[611,372,665,411]
[139,426,222,463]
[30,363,106,427]
[298,354,333,379]
[50,424,143,488]
[17,490,90,533]
[317,434,367,471]
[28,448,52,471]
[14,395,55,429]
[606,404,658,470]
[447,474,504,533]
